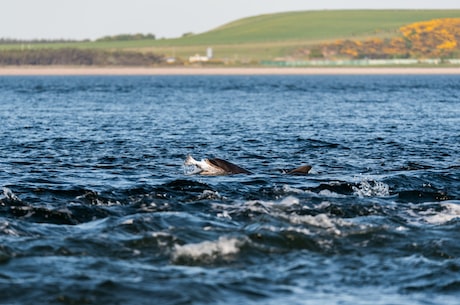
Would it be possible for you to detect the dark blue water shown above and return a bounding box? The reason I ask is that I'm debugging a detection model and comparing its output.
[1,75,459,305]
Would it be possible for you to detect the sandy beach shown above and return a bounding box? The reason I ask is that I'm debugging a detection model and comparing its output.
[1,66,460,76]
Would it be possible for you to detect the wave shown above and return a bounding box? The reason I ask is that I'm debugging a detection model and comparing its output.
[406,200,460,225]
[2,172,457,228]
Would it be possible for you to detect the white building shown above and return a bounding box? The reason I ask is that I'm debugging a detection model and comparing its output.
[189,54,209,63]
[189,48,213,63]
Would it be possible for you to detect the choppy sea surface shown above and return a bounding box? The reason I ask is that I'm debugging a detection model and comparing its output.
[0,75,459,305]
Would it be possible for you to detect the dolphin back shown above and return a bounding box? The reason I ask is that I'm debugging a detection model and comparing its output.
[208,158,252,174]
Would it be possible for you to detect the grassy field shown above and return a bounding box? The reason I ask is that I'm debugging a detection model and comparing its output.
[182,10,460,44]
[2,10,460,61]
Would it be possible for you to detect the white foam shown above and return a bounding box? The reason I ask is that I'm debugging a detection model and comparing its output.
[0,220,20,236]
[352,179,390,197]
[197,190,225,200]
[284,213,344,235]
[279,195,300,206]
[314,201,331,209]
[172,236,245,264]
[151,232,174,249]
[280,184,305,195]
[318,189,347,198]
[278,226,312,236]
[183,164,201,175]
[244,195,302,209]
[2,187,20,201]
[420,202,460,225]
[217,210,232,220]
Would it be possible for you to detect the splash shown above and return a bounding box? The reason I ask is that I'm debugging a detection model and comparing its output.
[352,178,390,197]
[2,187,20,202]
[183,164,201,175]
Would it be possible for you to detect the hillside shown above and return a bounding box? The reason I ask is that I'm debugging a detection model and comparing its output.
[178,10,460,45]
[1,10,460,64]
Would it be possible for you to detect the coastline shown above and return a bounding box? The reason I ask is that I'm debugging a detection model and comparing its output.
[1,66,460,76]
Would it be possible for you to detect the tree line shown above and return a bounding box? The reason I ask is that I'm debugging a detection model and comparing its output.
[0,33,156,44]
[0,48,164,66]
[0,38,88,44]
[95,33,156,42]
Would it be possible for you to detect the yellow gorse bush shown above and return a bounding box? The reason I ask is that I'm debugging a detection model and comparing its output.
[318,18,460,59]
[401,18,459,53]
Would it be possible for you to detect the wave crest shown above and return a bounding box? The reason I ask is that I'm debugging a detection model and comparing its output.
[171,236,247,265]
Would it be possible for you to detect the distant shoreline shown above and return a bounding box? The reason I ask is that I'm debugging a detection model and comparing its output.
[1,66,460,76]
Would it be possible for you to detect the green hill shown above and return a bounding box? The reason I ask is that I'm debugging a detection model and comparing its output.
[2,10,460,63]
[149,9,460,61]
[178,10,460,45]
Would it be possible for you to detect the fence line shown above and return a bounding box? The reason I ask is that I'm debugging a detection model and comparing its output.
[260,58,460,66]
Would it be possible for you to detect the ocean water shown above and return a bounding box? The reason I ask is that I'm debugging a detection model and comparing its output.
[0,74,459,305]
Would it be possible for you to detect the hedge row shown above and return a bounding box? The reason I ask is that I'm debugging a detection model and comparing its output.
[0,48,163,66]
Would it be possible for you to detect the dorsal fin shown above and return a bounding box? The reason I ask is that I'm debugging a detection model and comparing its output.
[285,165,312,175]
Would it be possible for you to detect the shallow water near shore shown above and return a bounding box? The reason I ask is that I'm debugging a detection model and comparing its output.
[1,75,459,304]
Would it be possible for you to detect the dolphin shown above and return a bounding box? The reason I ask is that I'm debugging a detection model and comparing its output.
[184,155,311,176]
[184,155,252,175]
